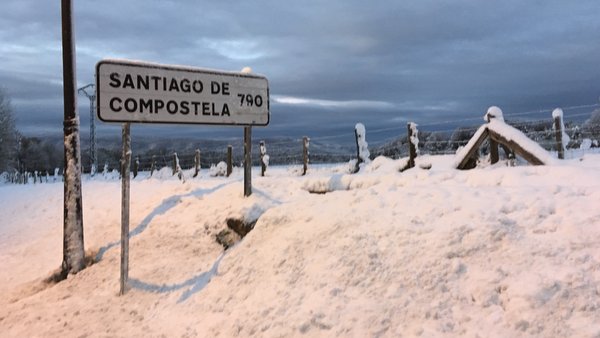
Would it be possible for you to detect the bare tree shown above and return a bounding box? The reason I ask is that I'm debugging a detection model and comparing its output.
[0,88,19,172]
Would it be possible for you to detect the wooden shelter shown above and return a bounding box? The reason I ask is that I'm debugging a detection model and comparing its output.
[455,111,554,170]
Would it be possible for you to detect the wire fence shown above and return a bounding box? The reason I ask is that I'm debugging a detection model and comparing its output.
[4,102,600,183]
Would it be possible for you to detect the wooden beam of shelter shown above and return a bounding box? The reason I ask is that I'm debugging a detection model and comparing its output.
[455,128,489,170]
[488,129,545,165]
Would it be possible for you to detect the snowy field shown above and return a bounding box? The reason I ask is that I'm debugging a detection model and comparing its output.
[1,153,600,337]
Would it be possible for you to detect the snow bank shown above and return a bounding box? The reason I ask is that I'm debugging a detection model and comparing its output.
[1,156,600,337]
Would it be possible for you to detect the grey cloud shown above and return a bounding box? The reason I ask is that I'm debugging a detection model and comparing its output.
[1,0,600,144]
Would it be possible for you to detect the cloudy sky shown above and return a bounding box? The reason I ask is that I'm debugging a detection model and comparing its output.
[2,0,600,145]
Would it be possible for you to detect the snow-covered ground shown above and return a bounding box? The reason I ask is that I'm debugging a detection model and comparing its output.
[1,154,599,337]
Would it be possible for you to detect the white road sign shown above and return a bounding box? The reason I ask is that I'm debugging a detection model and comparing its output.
[96,59,269,126]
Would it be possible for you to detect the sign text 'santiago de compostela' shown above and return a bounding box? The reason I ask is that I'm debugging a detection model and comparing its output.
[96,60,269,126]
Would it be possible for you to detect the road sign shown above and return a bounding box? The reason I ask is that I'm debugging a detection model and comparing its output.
[96,59,269,126]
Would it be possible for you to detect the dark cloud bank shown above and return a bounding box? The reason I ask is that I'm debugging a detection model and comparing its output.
[1,0,600,144]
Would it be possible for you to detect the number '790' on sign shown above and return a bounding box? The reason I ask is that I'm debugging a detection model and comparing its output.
[95,59,270,126]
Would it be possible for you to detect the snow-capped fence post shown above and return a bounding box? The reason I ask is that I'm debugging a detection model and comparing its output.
[485,106,505,164]
[133,156,139,178]
[150,155,156,177]
[259,141,268,176]
[353,123,370,173]
[173,153,183,181]
[553,108,568,160]
[193,149,201,178]
[407,122,419,169]
[227,145,233,177]
[120,123,131,295]
[302,136,310,176]
[243,127,252,196]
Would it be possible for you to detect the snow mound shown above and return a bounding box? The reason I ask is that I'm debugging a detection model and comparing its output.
[1,155,600,337]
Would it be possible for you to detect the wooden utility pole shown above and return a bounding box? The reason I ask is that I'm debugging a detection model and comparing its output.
[60,0,85,276]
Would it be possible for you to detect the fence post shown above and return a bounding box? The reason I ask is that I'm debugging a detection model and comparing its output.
[259,141,267,177]
[150,155,156,177]
[407,122,418,169]
[172,153,177,175]
[553,108,565,159]
[133,156,139,178]
[302,137,310,176]
[243,126,252,197]
[354,123,370,173]
[227,145,233,177]
[193,149,201,178]
[354,128,362,167]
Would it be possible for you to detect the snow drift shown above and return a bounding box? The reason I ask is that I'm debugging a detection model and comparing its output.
[1,154,600,337]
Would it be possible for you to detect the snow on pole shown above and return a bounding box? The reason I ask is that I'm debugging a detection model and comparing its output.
[60,0,85,277]
[259,141,268,176]
[485,106,504,122]
[353,123,370,173]
[174,152,184,181]
[407,122,419,169]
[552,108,569,159]
[485,106,504,164]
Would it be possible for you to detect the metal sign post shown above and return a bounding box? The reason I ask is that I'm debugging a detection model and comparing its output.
[119,123,131,295]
